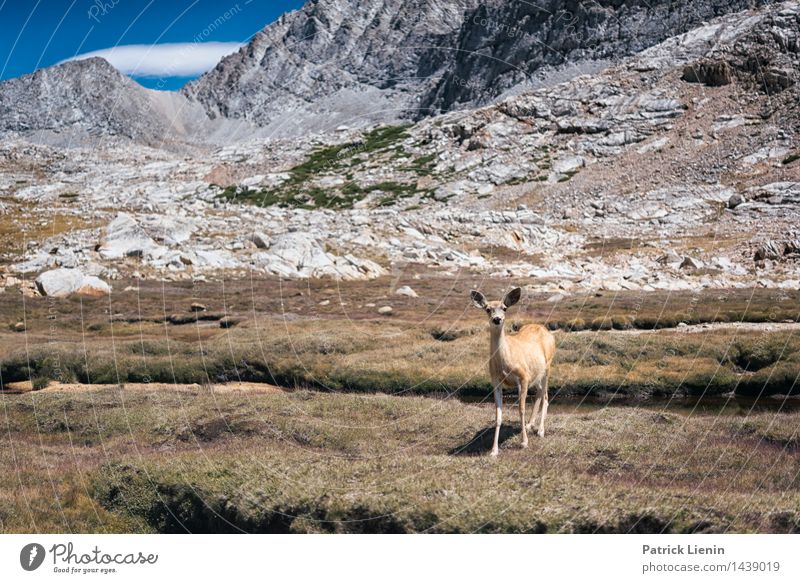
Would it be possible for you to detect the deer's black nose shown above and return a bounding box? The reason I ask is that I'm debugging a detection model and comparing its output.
[492,317,502,325]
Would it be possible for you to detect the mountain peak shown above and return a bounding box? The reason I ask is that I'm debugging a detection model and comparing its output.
[0,55,200,146]
[54,55,118,71]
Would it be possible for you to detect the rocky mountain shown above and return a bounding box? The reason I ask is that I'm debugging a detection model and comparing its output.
[182,0,780,136]
[421,0,779,112]
[181,0,482,136]
[0,57,248,148]
[0,0,784,144]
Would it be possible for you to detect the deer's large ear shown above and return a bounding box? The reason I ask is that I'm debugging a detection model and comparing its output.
[470,290,487,309]
[503,287,522,308]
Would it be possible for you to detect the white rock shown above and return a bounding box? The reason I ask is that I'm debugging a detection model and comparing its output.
[98,213,163,260]
[250,232,271,249]
[741,147,790,165]
[240,175,265,188]
[35,268,110,298]
[139,215,195,245]
[657,251,683,267]
[680,256,704,270]
[254,232,384,280]
[192,250,240,269]
[35,269,84,298]
[553,156,585,174]
[637,137,670,153]
[395,285,418,297]
[77,276,112,297]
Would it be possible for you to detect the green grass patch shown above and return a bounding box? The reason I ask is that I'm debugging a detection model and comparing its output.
[403,153,438,175]
[359,124,412,151]
[217,125,414,210]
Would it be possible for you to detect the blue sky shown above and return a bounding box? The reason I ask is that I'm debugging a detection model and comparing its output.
[0,0,304,90]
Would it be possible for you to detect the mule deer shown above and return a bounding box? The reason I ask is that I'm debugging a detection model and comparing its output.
[471,287,556,456]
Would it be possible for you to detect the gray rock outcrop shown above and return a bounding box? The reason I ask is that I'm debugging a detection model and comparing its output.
[98,213,165,260]
[253,232,385,279]
[0,58,250,147]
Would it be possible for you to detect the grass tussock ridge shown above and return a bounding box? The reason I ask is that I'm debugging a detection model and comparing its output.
[2,321,798,399]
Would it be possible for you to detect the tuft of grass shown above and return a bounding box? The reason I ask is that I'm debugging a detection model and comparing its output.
[726,339,789,371]
[359,124,412,152]
[342,180,420,203]
[31,376,50,390]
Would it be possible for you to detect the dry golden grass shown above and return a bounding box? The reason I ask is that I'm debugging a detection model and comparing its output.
[0,200,99,259]
[2,388,799,533]
[1,276,798,339]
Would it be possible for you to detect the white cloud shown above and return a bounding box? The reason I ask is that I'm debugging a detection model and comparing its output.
[62,42,243,78]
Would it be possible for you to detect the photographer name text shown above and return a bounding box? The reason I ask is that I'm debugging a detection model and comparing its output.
[643,544,725,556]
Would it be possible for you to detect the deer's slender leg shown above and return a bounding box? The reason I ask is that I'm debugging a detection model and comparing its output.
[491,382,503,456]
[518,377,529,448]
[528,378,543,432]
[538,372,549,437]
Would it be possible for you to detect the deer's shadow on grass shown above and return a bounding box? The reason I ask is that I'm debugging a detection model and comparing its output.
[449,424,521,456]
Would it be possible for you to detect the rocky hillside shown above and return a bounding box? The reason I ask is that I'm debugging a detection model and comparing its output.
[1,59,169,145]
[0,1,798,302]
[2,1,797,298]
[183,0,780,135]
